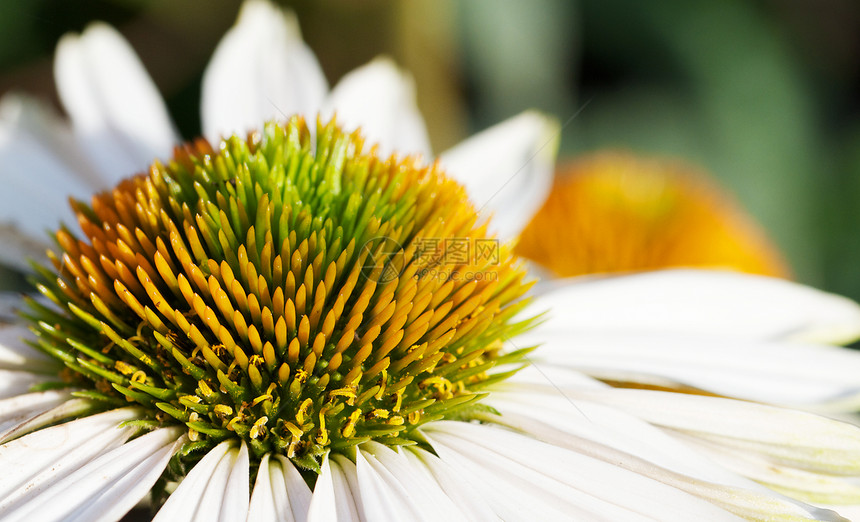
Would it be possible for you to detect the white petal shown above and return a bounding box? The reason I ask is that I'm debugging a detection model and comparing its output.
[307,453,363,522]
[438,111,558,240]
[574,387,860,476]
[0,325,55,370]
[211,441,250,522]
[247,454,277,522]
[273,454,312,521]
[486,387,751,487]
[0,95,97,270]
[54,23,178,184]
[0,294,21,323]
[825,504,860,521]
[248,453,312,522]
[0,93,101,188]
[0,408,139,511]
[403,447,500,521]
[691,438,860,505]
[157,440,249,522]
[529,330,860,409]
[331,454,367,520]
[1,427,183,522]
[152,440,234,521]
[201,0,327,142]
[323,58,431,159]
[527,269,860,344]
[504,361,609,391]
[0,397,93,445]
[0,369,51,400]
[355,448,422,521]
[486,387,844,520]
[0,390,73,436]
[424,421,737,521]
[356,442,466,522]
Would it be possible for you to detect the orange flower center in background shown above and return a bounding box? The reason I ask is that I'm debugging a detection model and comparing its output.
[515,152,790,279]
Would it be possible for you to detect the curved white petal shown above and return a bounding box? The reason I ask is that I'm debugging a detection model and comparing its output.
[0,95,96,270]
[691,438,860,505]
[207,441,250,522]
[423,421,738,521]
[323,58,431,159]
[153,440,233,521]
[527,270,860,344]
[0,369,51,400]
[0,325,55,370]
[356,442,466,522]
[487,387,751,487]
[403,447,499,521]
[0,396,92,445]
[438,111,558,240]
[0,408,139,512]
[825,504,860,521]
[201,0,327,142]
[0,390,73,436]
[1,427,182,522]
[528,330,860,409]
[154,440,248,522]
[247,454,277,522]
[307,453,363,522]
[572,388,860,476]
[0,93,99,188]
[54,23,178,184]
[486,387,845,520]
[505,362,609,391]
[354,447,423,521]
[273,455,313,521]
[248,453,312,522]
[0,294,21,323]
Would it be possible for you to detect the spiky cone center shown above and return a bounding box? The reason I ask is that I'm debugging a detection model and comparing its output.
[28,117,535,474]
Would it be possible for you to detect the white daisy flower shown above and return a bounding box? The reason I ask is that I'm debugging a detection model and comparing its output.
[2,1,860,521]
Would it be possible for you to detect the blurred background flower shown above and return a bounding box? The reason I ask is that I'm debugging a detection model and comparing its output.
[1,0,859,297]
[515,152,791,279]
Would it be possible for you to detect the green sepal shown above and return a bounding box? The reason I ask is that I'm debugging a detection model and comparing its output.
[469,365,529,390]
[112,383,156,405]
[358,425,408,438]
[130,381,176,401]
[77,358,125,384]
[329,435,371,452]
[216,369,247,404]
[422,392,485,416]
[156,401,190,422]
[118,419,161,431]
[378,436,418,447]
[101,322,163,372]
[72,390,122,404]
[291,452,322,474]
[398,398,436,415]
[28,381,72,392]
[66,338,114,365]
[177,440,212,459]
[67,302,106,332]
[186,421,231,437]
[493,345,537,366]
